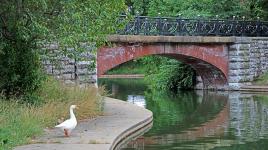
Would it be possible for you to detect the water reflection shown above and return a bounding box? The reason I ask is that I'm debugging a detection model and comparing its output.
[127,95,146,108]
[99,79,268,150]
[228,93,268,142]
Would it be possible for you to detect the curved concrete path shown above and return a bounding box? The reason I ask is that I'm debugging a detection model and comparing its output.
[14,97,153,150]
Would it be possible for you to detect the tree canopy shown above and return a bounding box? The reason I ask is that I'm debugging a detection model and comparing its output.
[0,0,126,99]
[128,0,268,20]
[0,0,126,48]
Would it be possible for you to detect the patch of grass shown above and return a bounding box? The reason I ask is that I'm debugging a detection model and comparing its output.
[0,78,103,150]
[0,102,43,150]
[106,60,147,75]
[253,72,268,85]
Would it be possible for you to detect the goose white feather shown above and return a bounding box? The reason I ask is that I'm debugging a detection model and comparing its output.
[55,105,77,137]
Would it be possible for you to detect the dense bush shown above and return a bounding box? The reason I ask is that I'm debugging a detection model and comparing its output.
[0,39,44,100]
[144,56,196,92]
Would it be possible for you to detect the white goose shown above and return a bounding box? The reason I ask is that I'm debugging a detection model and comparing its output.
[55,105,78,137]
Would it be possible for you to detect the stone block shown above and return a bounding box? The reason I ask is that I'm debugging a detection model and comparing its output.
[62,65,75,74]
[229,69,251,76]
[229,51,249,57]
[249,52,259,57]
[77,61,91,69]
[234,37,252,44]
[229,56,249,62]
[62,73,75,80]
[77,61,91,65]
[239,44,250,50]
[229,44,240,51]
[228,75,253,83]
[43,65,53,74]
[229,62,250,70]
[77,68,89,75]
[52,69,61,75]
[228,83,242,90]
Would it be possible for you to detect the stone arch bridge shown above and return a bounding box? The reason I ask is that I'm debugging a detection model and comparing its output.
[97,16,268,90]
[97,35,268,90]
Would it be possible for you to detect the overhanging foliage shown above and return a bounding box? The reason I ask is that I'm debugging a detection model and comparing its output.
[0,0,126,99]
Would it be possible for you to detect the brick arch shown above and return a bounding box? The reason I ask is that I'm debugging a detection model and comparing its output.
[97,43,228,89]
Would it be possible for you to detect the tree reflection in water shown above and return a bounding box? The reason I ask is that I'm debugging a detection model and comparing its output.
[98,79,268,150]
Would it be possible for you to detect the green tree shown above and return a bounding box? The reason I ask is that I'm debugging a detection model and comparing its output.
[259,0,268,19]
[128,0,268,20]
[209,0,265,19]
[209,0,245,18]
[128,0,150,15]
[0,0,126,99]
[147,0,212,18]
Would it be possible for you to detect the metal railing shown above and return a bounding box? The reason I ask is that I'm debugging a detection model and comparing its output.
[117,15,268,37]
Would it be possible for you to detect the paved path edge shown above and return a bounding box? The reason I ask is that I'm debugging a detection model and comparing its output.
[14,97,153,150]
[106,97,153,150]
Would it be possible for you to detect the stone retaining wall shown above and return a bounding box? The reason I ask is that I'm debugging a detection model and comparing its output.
[40,43,97,85]
[228,37,268,90]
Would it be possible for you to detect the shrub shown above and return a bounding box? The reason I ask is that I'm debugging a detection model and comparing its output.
[145,57,196,92]
[0,39,44,101]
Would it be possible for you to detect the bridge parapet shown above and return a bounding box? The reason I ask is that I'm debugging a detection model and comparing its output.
[108,35,235,43]
[117,15,268,37]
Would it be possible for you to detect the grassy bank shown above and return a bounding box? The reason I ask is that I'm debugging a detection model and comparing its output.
[0,78,103,150]
[253,72,268,85]
[107,60,147,75]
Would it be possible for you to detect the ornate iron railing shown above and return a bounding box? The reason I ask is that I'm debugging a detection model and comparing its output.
[117,15,268,37]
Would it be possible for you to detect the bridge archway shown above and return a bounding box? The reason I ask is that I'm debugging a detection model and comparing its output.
[97,42,229,89]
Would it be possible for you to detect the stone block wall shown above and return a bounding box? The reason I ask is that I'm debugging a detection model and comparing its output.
[40,43,97,85]
[228,37,268,89]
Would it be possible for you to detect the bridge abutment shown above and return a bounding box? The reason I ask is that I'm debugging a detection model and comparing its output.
[228,37,268,90]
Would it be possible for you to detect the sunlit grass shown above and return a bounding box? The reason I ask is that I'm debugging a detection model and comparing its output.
[0,102,43,150]
[0,78,103,150]
[254,72,268,85]
[106,60,147,75]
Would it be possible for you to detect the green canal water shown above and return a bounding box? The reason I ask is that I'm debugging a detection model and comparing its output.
[98,78,268,150]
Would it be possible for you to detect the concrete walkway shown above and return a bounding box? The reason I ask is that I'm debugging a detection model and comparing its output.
[14,97,153,150]
[240,85,268,92]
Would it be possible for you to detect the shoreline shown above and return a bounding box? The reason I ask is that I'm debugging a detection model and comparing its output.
[99,74,268,92]
[14,97,153,150]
